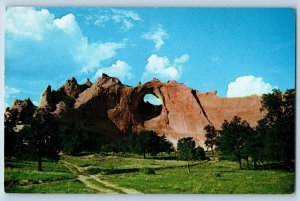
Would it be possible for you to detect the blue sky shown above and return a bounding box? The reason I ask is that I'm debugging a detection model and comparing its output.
[5,7,295,106]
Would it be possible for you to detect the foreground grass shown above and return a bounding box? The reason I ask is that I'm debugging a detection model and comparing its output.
[5,158,94,193]
[5,155,295,194]
[5,179,96,193]
[103,160,294,194]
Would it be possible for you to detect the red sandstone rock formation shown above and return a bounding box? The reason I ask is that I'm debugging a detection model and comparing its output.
[5,99,36,125]
[4,99,37,132]
[5,74,264,146]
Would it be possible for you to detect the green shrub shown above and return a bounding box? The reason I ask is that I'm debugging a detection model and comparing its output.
[140,168,155,175]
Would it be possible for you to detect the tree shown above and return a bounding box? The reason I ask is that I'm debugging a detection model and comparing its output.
[204,124,218,155]
[4,108,18,158]
[126,131,161,158]
[177,137,206,173]
[218,116,254,169]
[137,130,160,158]
[260,89,295,169]
[117,132,174,157]
[23,109,60,171]
[59,124,83,155]
[245,118,268,169]
[159,135,174,155]
[194,146,206,160]
[127,133,138,153]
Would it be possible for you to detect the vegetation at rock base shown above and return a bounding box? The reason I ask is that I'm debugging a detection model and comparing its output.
[177,137,206,173]
[204,124,219,155]
[210,88,295,170]
[102,131,174,159]
[218,116,254,169]
[260,89,295,169]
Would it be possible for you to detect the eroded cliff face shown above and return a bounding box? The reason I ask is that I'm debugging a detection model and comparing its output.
[5,99,36,125]
[6,74,264,146]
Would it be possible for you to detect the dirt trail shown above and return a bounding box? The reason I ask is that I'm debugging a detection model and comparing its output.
[78,175,118,194]
[91,175,142,194]
[61,159,142,194]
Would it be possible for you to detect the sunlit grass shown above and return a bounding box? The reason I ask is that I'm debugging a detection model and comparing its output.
[5,155,294,194]
[5,179,96,193]
[103,160,294,194]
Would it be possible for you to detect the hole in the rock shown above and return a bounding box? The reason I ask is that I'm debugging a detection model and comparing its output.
[138,93,162,120]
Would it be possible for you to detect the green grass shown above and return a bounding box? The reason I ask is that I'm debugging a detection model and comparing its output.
[5,179,96,193]
[62,154,198,170]
[5,155,295,194]
[4,158,93,193]
[5,159,69,172]
[5,159,75,186]
[103,160,294,194]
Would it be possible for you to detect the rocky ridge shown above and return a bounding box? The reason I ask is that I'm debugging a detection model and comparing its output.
[5,74,264,146]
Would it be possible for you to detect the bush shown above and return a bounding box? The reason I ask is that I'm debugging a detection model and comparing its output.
[140,168,156,175]
[194,147,206,160]
[177,137,206,161]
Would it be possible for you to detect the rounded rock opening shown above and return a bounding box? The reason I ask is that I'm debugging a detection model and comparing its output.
[138,93,162,120]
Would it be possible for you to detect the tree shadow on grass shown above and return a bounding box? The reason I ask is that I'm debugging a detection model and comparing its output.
[85,167,140,175]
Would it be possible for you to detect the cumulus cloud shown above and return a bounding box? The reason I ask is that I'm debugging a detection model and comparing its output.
[5,7,55,40]
[6,7,125,74]
[94,60,133,82]
[142,54,189,82]
[142,25,168,50]
[85,9,141,31]
[78,42,125,73]
[227,75,277,97]
[53,13,80,34]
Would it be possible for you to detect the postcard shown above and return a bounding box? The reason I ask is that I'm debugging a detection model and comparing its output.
[4,7,295,194]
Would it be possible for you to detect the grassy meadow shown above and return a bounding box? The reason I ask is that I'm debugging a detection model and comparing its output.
[4,154,294,194]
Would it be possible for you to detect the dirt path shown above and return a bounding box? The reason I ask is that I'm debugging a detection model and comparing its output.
[61,159,142,194]
[91,175,142,194]
[78,175,118,194]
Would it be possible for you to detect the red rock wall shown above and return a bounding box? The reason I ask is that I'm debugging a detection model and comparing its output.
[138,81,263,146]
[32,75,265,147]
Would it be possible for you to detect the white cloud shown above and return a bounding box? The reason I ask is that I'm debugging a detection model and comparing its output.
[5,7,55,40]
[94,60,133,82]
[5,86,21,106]
[53,13,79,34]
[142,54,189,82]
[111,9,141,21]
[227,75,277,97]
[6,7,125,74]
[78,41,125,73]
[94,15,109,26]
[5,86,20,98]
[86,9,141,31]
[174,54,190,64]
[142,25,168,50]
